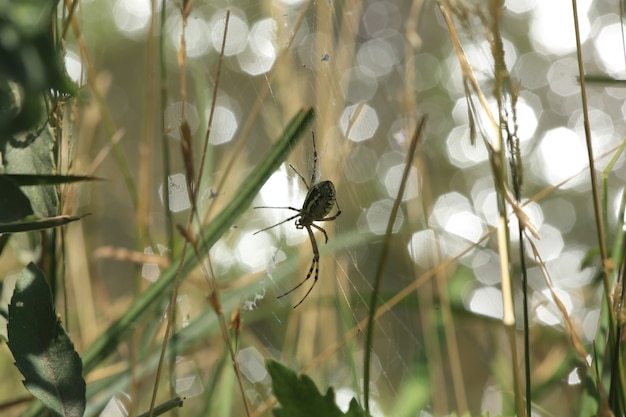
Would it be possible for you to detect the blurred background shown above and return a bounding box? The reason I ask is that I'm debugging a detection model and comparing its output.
[2,0,626,416]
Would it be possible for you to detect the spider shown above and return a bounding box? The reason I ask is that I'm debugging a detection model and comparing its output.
[254,132,341,308]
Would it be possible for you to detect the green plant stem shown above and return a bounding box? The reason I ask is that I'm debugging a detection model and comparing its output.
[21,107,315,417]
[158,0,173,256]
[490,1,530,414]
[363,116,426,414]
[136,397,183,417]
[571,0,615,337]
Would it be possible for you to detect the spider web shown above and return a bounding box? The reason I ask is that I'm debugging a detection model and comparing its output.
[78,0,620,416]
[225,1,611,416]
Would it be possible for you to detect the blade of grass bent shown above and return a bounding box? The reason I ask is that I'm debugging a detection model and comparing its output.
[82,107,314,372]
[21,107,314,417]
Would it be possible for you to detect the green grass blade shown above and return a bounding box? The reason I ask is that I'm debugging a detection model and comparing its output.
[81,107,314,372]
[0,214,89,233]
[20,107,314,417]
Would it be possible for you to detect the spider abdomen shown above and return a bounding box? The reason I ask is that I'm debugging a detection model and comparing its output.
[301,180,337,222]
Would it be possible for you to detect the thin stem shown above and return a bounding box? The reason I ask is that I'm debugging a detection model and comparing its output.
[194,9,230,203]
[572,0,616,346]
[363,116,426,413]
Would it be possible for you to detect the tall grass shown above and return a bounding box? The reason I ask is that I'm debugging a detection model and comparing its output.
[3,1,626,416]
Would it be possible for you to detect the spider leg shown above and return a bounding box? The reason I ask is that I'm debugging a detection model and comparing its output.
[309,131,318,187]
[316,205,342,223]
[277,225,320,308]
[253,211,301,234]
[334,197,341,214]
[289,164,310,190]
[253,205,300,211]
[291,257,318,309]
[310,223,329,244]
[310,204,342,244]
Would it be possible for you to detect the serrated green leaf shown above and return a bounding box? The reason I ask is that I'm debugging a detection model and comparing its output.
[7,263,86,417]
[267,360,369,417]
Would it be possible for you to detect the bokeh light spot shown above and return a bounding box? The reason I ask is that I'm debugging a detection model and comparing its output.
[164,102,200,141]
[167,14,211,58]
[356,38,397,78]
[444,211,485,244]
[594,19,625,77]
[239,18,277,75]
[514,52,550,90]
[364,199,404,235]
[339,103,379,142]
[237,347,269,383]
[141,244,168,283]
[567,368,582,385]
[525,224,564,261]
[446,125,488,168]
[158,173,190,212]
[112,0,154,39]
[101,393,132,417]
[64,51,85,86]
[472,250,501,286]
[534,288,573,326]
[172,358,205,397]
[238,231,284,271]
[547,57,579,97]
[208,106,238,145]
[431,192,473,229]
[362,1,401,37]
[508,200,544,242]
[211,11,249,56]
[466,286,503,319]
[506,0,537,14]
[530,0,591,54]
[408,230,437,268]
[384,165,419,201]
[536,127,587,188]
[471,177,497,226]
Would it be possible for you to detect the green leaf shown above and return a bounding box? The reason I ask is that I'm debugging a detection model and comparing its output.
[0,174,33,222]
[0,121,58,218]
[1,173,103,186]
[0,213,89,233]
[267,360,369,417]
[7,263,86,417]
